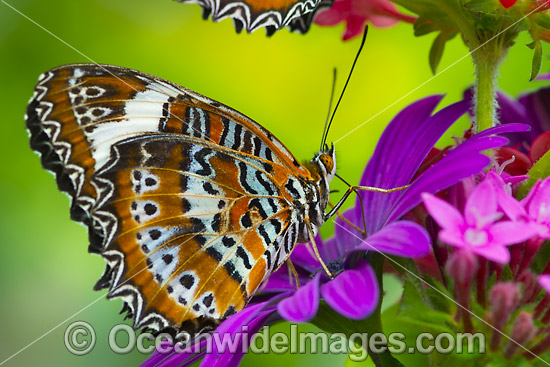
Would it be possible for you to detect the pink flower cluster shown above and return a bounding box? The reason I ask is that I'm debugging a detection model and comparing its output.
[315,0,414,40]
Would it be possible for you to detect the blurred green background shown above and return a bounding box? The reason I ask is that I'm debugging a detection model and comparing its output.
[1,0,548,366]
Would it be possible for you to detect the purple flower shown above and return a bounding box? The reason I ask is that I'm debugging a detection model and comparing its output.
[422,174,538,264]
[142,96,526,367]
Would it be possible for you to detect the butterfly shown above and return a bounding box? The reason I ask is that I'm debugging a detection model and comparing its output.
[26,64,338,335]
[176,0,334,35]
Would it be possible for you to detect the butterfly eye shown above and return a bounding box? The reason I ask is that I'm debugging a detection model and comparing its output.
[319,154,334,174]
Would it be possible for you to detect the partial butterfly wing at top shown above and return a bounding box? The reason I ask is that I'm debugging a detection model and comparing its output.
[176,0,334,35]
[25,64,336,335]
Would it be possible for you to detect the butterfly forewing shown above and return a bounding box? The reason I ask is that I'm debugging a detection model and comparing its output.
[26,64,313,333]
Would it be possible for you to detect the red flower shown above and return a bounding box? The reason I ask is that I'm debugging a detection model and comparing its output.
[315,0,415,40]
[499,0,519,8]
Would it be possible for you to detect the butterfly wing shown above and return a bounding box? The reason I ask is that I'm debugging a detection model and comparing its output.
[26,64,309,332]
[177,0,334,34]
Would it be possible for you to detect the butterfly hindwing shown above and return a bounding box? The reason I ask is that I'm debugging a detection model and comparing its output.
[93,134,297,332]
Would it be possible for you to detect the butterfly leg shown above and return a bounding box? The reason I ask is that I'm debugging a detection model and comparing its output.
[324,184,409,222]
[286,259,300,289]
[328,201,367,237]
[305,218,334,279]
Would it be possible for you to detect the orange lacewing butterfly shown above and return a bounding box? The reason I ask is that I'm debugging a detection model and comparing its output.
[25,63,341,334]
[24,30,385,336]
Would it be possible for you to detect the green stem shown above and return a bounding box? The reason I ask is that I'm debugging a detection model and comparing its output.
[473,46,502,132]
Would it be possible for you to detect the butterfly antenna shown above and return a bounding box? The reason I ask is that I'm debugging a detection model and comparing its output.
[321,68,337,151]
[321,25,369,149]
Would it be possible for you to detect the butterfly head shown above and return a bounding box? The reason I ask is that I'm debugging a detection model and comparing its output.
[314,142,336,182]
[305,143,336,224]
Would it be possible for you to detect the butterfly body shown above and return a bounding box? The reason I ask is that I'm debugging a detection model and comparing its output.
[26,64,336,334]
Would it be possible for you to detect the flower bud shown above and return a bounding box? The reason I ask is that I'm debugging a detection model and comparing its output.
[504,312,536,359]
[489,282,520,350]
[499,0,519,9]
[491,283,520,325]
[446,249,478,285]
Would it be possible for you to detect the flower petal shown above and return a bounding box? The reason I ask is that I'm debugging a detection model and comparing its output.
[422,193,465,231]
[202,300,283,367]
[527,177,550,222]
[469,245,509,264]
[320,262,379,319]
[488,221,538,246]
[354,221,430,257]
[539,275,550,293]
[530,132,550,163]
[465,179,498,226]
[484,171,528,221]
[262,266,309,292]
[439,229,467,248]
[277,273,321,322]
[343,15,367,40]
[334,207,363,258]
[387,129,523,223]
[358,95,457,232]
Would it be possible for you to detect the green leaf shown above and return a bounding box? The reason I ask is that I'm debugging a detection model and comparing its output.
[518,146,550,197]
[463,0,498,13]
[532,12,550,29]
[527,40,542,81]
[312,302,405,367]
[398,277,457,334]
[311,257,405,367]
[429,32,456,74]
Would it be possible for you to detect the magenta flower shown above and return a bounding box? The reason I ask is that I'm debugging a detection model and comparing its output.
[540,275,550,292]
[521,178,550,238]
[422,175,538,264]
[314,0,415,40]
[491,175,550,239]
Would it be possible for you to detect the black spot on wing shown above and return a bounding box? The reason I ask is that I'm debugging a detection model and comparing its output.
[231,123,243,150]
[253,136,262,157]
[222,236,236,248]
[285,178,301,198]
[203,182,219,195]
[240,212,252,228]
[219,117,230,147]
[255,171,274,195]
[224,261,243,283]
[158,102,170,131]
[211,213,221,232]
[249,198,268,219]
[236,246,252,270]
[206,247,223,262]
[194,148,212,176]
